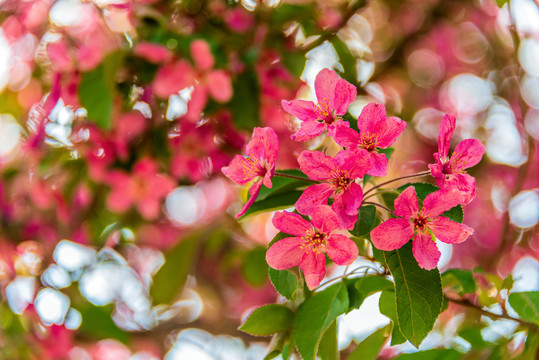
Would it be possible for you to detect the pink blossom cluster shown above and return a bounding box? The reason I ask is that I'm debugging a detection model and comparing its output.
[223,68,485,287]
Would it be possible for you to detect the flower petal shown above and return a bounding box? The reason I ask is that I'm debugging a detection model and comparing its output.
[367,152,389,177]
[236,181,262,218]
[311,205,340,234]
[358,103,386,135]
[281,99,318,121]
[272,211,312,235]
[412,233,441,270]
[291,120,326,141]
[335,149,372,179]
[266,236,304,270]
[376,116,407,149]
[314,68,339,106]
[450,138,485,172]
[371,218,414,251]
[298,151,336,180]
[438,114,455,162]
[335,182,363,216]
[326,234,358,265]
[295,183,334,215]
[334,125,361,149]
[221,155,258,185]
[394,186,418,218]
[246,127,279,166]
[300,251,326,289]
[421,189,463,218]
[190,39,215,71]
[333,78,357,115]
[206,70,233,103]
[429,216,474,244]
[439,173,476,205]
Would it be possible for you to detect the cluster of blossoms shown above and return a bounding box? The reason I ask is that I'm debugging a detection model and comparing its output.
[223,68,485,288]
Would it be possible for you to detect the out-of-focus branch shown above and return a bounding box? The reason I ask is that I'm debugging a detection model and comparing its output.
[300,0,367,52]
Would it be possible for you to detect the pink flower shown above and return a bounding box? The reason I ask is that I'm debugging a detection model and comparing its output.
[371,186,474,270]
[334,103,406,177]
[281,68,356,141]
[222,127,279,218]
[266,206,358,289]
[428,114,485,204]
[295,150,372,229]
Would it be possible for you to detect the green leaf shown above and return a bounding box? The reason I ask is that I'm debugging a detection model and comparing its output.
[229,68,260,130]
[393,348,463,360]
[270,3,316,26]
[383,242,443,347]
[150,232,201,305]
[508,292,539,324]
[78,304,129,344]
[269,267,303,301]
[294,283,349,360]
[318,320,338,360]
[378,290,407,345]
[241,246,268,286]
[458,327,489,349]
[345,276,394,311]
[241,191,303,219]
[442,269,476,295]
[332,37,357,85]
[495,0,508,7]
[258,169,311,201]
[240,304,294,336]
[515,330,539,360]
[352,205,377,238]
[348,324,391,360]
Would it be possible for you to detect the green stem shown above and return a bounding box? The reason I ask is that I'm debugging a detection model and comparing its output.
[362,201,395,216]
[273,171,319,183]
[363,171,431,198]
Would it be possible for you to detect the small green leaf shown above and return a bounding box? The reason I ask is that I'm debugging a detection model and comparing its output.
[294,283,349,360]
[79,65,113,129]
[352,205,377,237]
[270,3,316,26]
[230,68,260,130]
[150,232,201,305]
[269,267,303,301]
[384,242,444,347]
[241,191,303,219]
[459,327,490,349]
[78,304,129,344]
[508,292,539,324]
[348,324,391,360]
[495,0,508,7]
[345,276,394,311]
[378,290,407,345]
[442,269,476,295]
[258,169,311,201]
[393,348,463,360]
[318,320,338,360]
[332,37,358,85]
[240,304,294,336]
[241,246,268,286]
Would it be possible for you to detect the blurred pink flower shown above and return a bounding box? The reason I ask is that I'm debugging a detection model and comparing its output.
[428,114,485,204]
[296,150,372,229]
[106,158,175,220]
[134,42,173,64]
[266,206,358,289]
[334,103,406,177]
[371,186,474,270]
[281,68,356,141]
[222,127,279,218]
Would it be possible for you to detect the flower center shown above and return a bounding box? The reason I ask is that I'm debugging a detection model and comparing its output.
[300,230,326,253]
[329,170,352,192]
[242,155,266,181]
[413,216,429,231]
[315,98,334,124]
[361,133,378,152]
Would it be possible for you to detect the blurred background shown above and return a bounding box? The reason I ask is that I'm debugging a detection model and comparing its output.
[0,0,537,358]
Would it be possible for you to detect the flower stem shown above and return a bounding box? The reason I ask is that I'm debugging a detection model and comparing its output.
[362,201,395,216]
[273,171,319,183]
[363,171,431,198]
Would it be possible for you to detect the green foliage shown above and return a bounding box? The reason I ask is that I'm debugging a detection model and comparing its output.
[318,320,339,360]
[239,304,294,336]
[257,169,311,201]
[514,330,539,360]
[352,205,377,238]
[345,275,394,311]
[269,267,303,301]
[150,232,200,305]
[332,37,358,85]
[508,292,539,324]
[241,246,269,286]
[393,348,463,360]
[495,0,508,7]
[378,290,407,345]
[442,269,477,295]
[294,283,349,360]
[230,68,260,130]
[383,242,443,347]
[78,304,129,343]
[241,190,303,218]
[348,324,391,360]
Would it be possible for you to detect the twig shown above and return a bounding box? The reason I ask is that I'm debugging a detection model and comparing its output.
[273,171,319,183]
[363,171,431,198]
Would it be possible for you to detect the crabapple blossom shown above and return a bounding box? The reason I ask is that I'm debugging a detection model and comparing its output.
[334,103,407,177]
[428,114,485,204]
[266,205,358,289]
[371,186,474,270]
[281,68,356,141]
[222,127,279,218]
[295,149,372,229]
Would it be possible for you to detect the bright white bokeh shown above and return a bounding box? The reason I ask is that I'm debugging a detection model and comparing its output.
[53,240,97,272]
[0,114,22,159]
[6,276,35,315]
[509,190,539,228]
[34,288,70,325]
